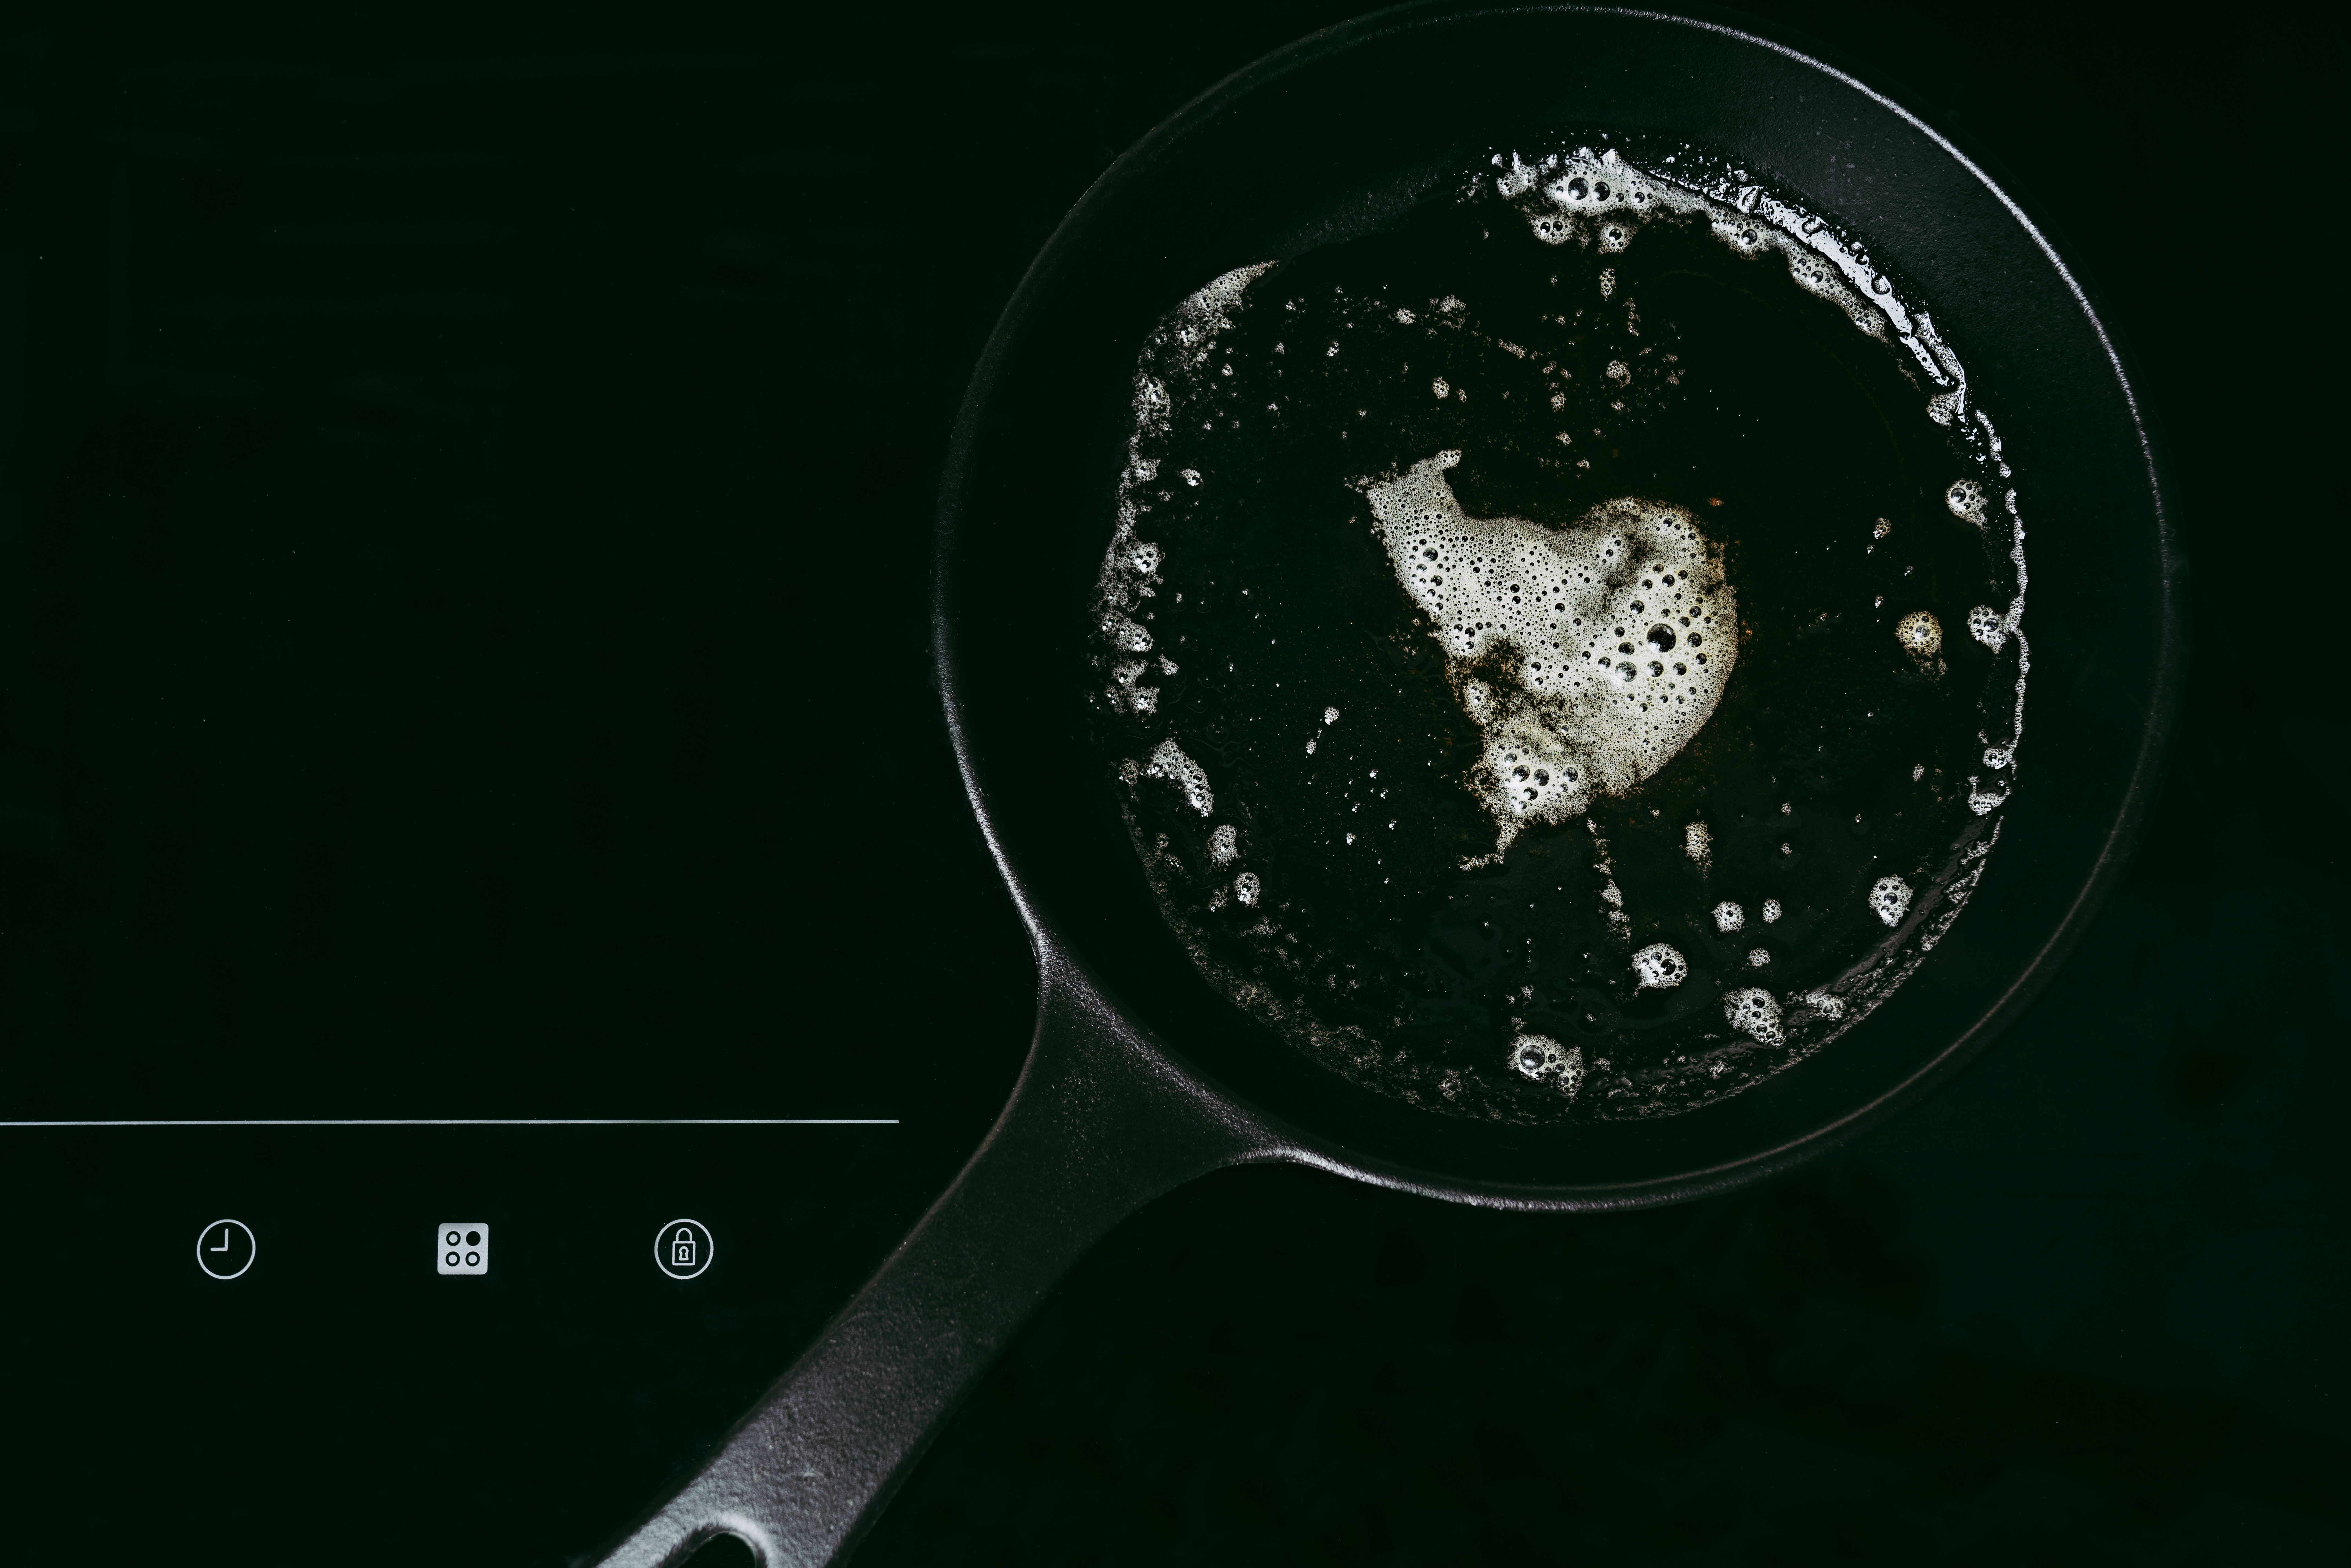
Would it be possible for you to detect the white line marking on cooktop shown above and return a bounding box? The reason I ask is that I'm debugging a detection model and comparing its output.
[0,1118,898,1128]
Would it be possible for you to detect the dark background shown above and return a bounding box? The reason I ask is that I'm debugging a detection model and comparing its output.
[0,2,2342,1564]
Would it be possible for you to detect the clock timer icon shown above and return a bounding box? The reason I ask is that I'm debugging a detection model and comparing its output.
[196,1219,256,1280]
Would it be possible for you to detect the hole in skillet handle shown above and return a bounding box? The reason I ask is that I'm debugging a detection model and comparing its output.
[676,1534,756,1567]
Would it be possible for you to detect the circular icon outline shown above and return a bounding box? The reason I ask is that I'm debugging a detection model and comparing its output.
[195,1218,256,1280]
[654,1217,715,1280]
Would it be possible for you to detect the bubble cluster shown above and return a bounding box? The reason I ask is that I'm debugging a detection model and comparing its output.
[1895,609,1942,658]
[1723,987,1785,1047]
[1143,739,1214,818]
[1361,451,1735,853]
[1632,942,1688,990]
[1712,900,1745,934]
[1868,875,1914,927]
[1508,1032,1584,1097]
[1494,147,1908,348]
[1093,263,1279,717]
[1968,603,2008,652]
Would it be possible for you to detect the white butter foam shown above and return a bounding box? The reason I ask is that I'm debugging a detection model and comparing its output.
[1895,610,1942,658]
[1498,148,1896,345]
[1360,451,1735,854]
[1509,1033,1584,1097]
[1723,987,1784,1046]
[1144,739,1214,818]
[1632,943,1688,990]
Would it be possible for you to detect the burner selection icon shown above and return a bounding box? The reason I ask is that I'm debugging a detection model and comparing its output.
[655,1218,714,1281]
[196,1219,256,1280]
[437,1223,489,1276]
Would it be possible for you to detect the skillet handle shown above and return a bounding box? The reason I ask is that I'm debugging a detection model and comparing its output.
[589,946,1281,1567]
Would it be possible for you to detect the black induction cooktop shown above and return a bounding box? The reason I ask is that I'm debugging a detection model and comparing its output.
[1,4,2341,1565]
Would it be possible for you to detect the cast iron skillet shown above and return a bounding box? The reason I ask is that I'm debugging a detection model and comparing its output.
[597,5,2181,1562]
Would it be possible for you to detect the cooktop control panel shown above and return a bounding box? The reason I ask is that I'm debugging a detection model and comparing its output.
[0,1122,986,1562]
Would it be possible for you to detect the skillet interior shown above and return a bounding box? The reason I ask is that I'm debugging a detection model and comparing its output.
[934,3,2179,1203]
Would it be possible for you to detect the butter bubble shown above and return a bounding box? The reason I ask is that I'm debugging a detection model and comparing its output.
[1723,988,1784,1046]
[1633,943,1688,990]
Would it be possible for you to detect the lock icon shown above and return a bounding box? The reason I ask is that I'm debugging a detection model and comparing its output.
[655,1218,713,1279]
